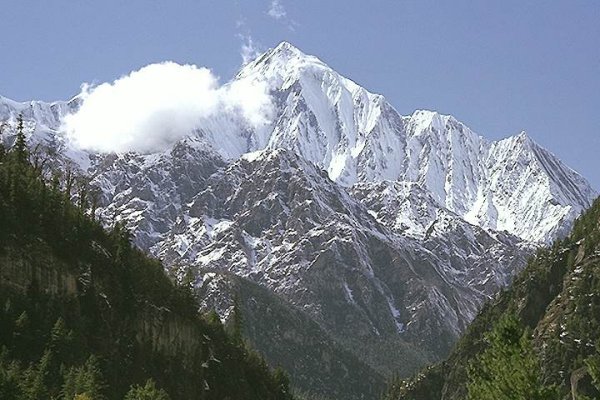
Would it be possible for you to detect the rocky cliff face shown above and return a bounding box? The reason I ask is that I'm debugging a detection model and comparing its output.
[0,41,595,399]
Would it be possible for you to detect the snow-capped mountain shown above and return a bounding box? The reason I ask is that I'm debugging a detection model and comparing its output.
[194,42,594,244]
[0,41,595,399]
[1,42,593,244]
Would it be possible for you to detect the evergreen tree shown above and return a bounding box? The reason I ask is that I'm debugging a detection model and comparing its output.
[0,348,22,400]
[273,367,293,398]
[585,342,600,392]
[466,314,558,400]
[231,295,244,345]
[123,379,170,400]
[112,222,132,266]
[13,311,34,361]
[49,318,75,367]
[73,394,93,400]
[13,114,27,165]
[19,349,53,400]
[61,355,107,400]
[0,121,6,161]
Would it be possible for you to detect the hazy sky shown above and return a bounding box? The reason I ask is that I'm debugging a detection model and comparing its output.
[1,1,599,188]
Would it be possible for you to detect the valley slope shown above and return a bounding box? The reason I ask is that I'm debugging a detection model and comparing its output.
[385,197,600,400]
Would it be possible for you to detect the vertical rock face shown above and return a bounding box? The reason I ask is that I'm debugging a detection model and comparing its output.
[0,41,596,399]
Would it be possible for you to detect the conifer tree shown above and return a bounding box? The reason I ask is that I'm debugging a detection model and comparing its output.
[0,121,6,161]
[49,318,75,367]
[273,367,292,398]
[13,311,34,361]
[13,114,27,165]
[0,348,22,400]
[61,355,107,400]
[19,349,53,400]
[124,379,170,400]
[232,295,244,345]
[113,222,132,265]
[466,314,558,400]
[585,342,600,392]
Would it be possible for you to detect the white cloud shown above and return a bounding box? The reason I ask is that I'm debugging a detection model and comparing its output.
[62,62,273,153]
[239,34,262,65]
[267,0,287,20]
[266,0,298,31]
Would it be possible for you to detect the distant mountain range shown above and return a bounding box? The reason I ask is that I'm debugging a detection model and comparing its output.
[0,41,595,400]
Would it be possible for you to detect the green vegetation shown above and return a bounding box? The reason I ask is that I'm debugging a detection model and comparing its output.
[123,379,170,400]
[385,197,600,400]
[465,315,557,400]
[0,117,294,399]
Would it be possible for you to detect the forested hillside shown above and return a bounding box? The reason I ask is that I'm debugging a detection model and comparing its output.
[0,117,294,399]
[384,196,600,399]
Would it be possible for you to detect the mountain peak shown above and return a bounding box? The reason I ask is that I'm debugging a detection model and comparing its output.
[501,130,535,149]
[237,41,330,83]
[409,110,448,134]
[271,41,305,56]
[515,130,531,142]
[262,41,325,69]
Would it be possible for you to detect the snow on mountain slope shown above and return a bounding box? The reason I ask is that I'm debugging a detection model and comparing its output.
[472,132,594,242]
[148,147,529,371]
[0,95,90,169]
[350,181,530,295]
[194,41,596,243]
[0,95,75,130]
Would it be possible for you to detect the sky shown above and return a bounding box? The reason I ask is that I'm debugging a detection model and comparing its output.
[1,1,599,188]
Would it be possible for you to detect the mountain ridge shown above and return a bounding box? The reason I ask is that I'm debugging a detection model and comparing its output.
[1,41,593,243]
